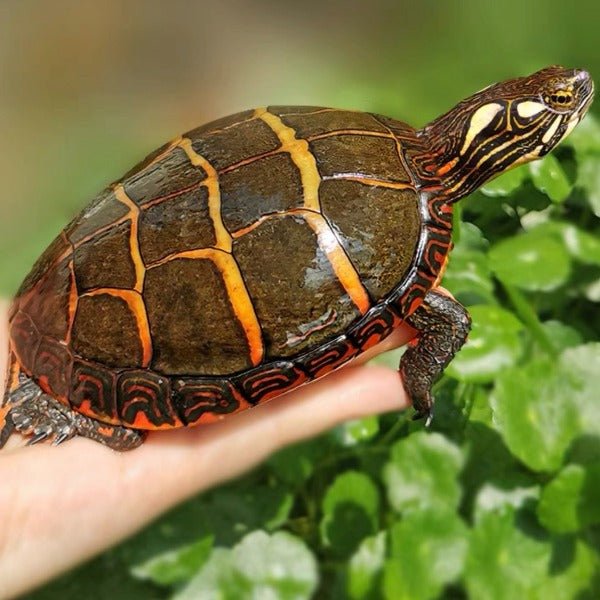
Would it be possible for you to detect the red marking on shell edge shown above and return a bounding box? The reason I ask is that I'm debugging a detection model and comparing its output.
[407,298,423,317]
[77,399,92,416]
[130,411,174,430]
[190,391,252,425]
[243,368,308,405]
[37,375,51,394]
[302,343,357,379]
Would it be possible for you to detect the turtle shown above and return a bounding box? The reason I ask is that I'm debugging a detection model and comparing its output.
[0,66,594,451]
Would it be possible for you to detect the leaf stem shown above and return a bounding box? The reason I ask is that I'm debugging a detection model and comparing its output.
[501,282,558,357]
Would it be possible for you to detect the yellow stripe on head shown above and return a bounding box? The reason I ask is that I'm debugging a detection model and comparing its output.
[542,115,563,144]
[516,101,547,118]
[460,103,503,154]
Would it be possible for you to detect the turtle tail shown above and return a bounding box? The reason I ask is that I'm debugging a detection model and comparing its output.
[0,377,16,449]
[0,404,16,449]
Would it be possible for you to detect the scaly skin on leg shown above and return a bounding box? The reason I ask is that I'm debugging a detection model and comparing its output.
[400,289,472,423]
[0,373,146,451]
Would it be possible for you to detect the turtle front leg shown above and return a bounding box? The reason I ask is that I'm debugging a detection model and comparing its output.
[0,373,146,451]
[400,289,471,424]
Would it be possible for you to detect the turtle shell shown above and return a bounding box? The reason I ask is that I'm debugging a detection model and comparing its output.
[9,106,453,430]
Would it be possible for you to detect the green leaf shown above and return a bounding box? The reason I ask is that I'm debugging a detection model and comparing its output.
[320,470,379,556]
[491,357,581,472]
[382,509,469,600]
[232,531,318,599]
[331,416,379,447]
[481,165,528,197]
[529,154,572,203]
[383,431,464,514]
[529,220,600,266]
[173,548,239,599]
[473,484,539,521]
[461,422,526,518]
[446,305,524,383]
[538,462,600,533]
[541,320,583,354]
[559,224,600,266]
[567,112,600,155]
[577,154,600,216]
[443,247,496,305]
[560,343,600,434]
[131,536,213,586]
[535,538,599,599]
[489,230,571,291]
[202,483,294,545]
[267,439,322,487]
[176,532,318,600]
[464,508,551,600]
[347,532,386,600]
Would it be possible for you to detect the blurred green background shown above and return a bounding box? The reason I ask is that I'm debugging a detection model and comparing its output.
[1,0,599,295]
[4,2,600,599]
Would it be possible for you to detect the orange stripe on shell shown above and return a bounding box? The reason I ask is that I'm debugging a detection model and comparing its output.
[80,288,153,368]
[113,185,146,294]
[147,248,264,367]
[302,212,371,315]
[255,107,321,212]
[178,137,233,253]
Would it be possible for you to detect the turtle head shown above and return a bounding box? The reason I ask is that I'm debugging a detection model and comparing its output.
[417,66,594,201]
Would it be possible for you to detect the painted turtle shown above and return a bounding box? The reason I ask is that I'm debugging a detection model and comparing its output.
[0,66,594,450]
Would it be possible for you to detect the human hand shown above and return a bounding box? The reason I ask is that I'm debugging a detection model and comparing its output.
[0,299,413,598]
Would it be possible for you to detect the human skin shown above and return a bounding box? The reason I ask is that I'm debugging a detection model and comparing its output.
[0,299,414,598]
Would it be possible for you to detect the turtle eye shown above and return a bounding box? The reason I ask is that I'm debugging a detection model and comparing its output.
[545,89,575,110]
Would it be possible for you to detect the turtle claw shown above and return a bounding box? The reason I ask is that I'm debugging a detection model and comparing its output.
[52,432,72,446]
[27,430,52,446]
[411,409,434,427]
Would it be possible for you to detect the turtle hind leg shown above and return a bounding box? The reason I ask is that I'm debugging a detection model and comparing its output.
[400,289,471,424]
[1,373,146,451]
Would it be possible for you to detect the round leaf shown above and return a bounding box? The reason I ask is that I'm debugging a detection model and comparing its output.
[490,357,581,472]
[489,231,571,291]
[577,154,600,217]
[473,484,539,522]
[541,320,582,354]
[529,221,600,266]
[446,305,524,383]
[382,509,469,600]
[383,431,464,513]
[131,536,213,586]
[560,343,600,431]
[535,539,599,599]
[268,440,321,487]
[174,548,238,599]
[347,532,386,600]
[538,462,600,534]
[320,471,379,556]
[443,248,496,305]
[568,113,600,155]
[537,464,584,534]
[481,166,528,197]
[232,531,318,599]
[529,154,572,203]
[332,416,379,447]
[465,508,551,600]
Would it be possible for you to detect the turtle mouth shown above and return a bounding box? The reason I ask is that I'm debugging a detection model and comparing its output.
[574,70,595,117]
